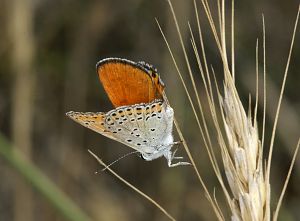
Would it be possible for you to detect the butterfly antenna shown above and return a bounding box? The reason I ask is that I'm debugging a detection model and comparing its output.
[101,151,139,172]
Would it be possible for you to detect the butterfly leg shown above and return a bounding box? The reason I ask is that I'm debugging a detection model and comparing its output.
[164,150,190,167]
[169,161,191,167]
[171,148,183,159]
[170,140,184,159]
[172,140,183,145]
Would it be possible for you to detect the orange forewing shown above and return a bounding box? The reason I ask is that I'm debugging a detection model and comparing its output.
[97,58,165,107]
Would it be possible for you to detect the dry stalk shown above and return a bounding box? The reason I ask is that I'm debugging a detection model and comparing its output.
[166,1,299,220]
[212,0,270,219]
[88,150,176,221]
[220,75,267,221]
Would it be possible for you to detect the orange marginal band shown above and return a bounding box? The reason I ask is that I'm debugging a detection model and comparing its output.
[97,58,165,107]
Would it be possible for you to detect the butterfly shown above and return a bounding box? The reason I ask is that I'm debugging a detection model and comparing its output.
[66,58,189,167]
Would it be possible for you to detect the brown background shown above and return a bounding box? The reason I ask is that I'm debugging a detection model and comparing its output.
[0,0,299,220]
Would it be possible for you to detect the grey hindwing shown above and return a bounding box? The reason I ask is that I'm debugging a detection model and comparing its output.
[104,101,173,154]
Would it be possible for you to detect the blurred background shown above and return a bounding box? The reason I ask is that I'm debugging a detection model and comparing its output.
[0,0,299,220]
